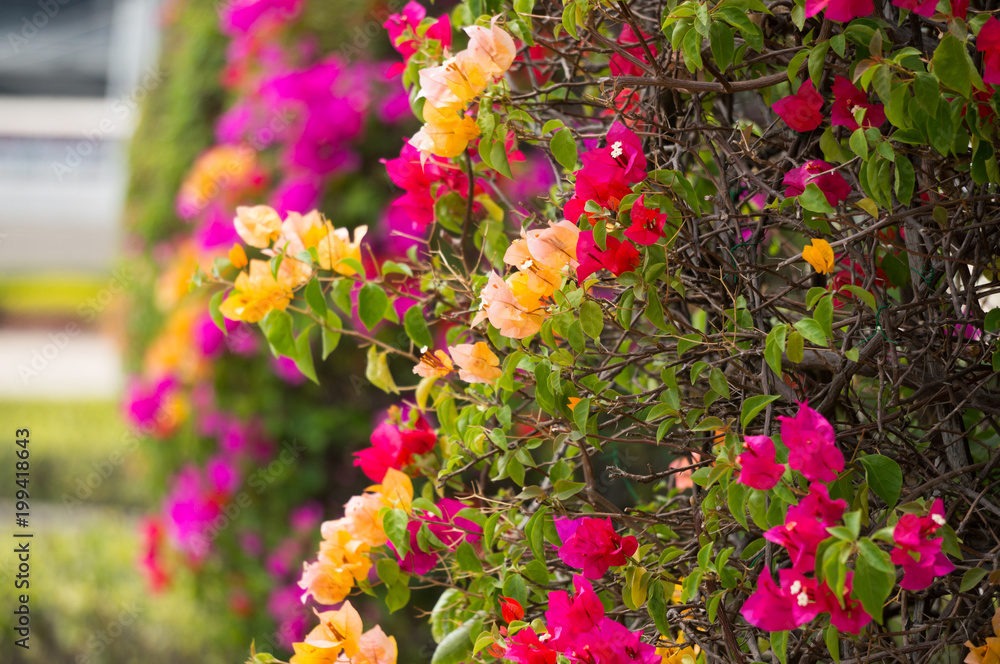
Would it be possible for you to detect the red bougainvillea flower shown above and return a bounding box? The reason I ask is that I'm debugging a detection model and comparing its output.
[576,232,640,283]
[784,160,852,207]
[831,258,888,308]
[353,420,410,483]
[555,517,638,579]
[623,195,667,245]
[765,483,847,572]
[500,596,525,623]
[891,499,954,590]
[978,18,1000,85]
[891,0,937,16]
[609,24,659,77]
[831,76,886,130]
[772,79,825,132]
[804,0,873,23]
[502,627,558,664]
[949,0,969,19]
[779,402,845,482]
[736,435,786,490]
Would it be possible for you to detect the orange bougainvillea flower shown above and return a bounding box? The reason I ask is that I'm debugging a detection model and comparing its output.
[464,18,517,78]
[448,341,502,384]
[219,259,292,323]
[298,530,372,605]
[323,491,387,548]
[472,271,545,339]
[234,205,282,248]
[317,224,367,276]
[418,53,489,112]
[413,349,455,378]
[964,606,1000,664]
[290,602,365,664]
[228,243,248,269]
[370,467,414,513]
[802,238,835,274]
[410,104,480,161]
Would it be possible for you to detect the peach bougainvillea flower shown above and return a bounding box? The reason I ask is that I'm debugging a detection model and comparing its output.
[413,349,454,378]
[354,626,398,664]
[291,601,398,664]
[234,204,282,248]
[964,606,1000,664]
[464,17,517,79]
[317,224,367,276]
[802,238,836,275]
[219,259,293,323]
[772,79,824,132]
[472,271,544,339]
[298,529,372,605]
[418,52,489,111]
[449,341,502,383]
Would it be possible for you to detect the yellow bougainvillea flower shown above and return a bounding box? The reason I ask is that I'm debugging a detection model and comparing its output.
[308,602,365,657]
[410,104,480,161]
[298,530,372,605]
[354,626,398,664]
[802,238,835,274]
[464,18,517,78]
[472,271,545,339]
[144,302,207,382]
[965,606,1000,664]
[418,53,489,112]
[370,467,413,513]
[219,259,292,323]
[234,205,282,248]
[413,349,455,378]
[317,225,367,276]
[448,341,502,384]
[228,243,248,269]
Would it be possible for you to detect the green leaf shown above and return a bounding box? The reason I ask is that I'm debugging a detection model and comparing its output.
[798,182,836,213]
[681,27,704,72]
[366,345,400,394]
[404,305,433,350]
[259,310,295,358]
[850,128,869,161]
[431,621,474,664]
[294,325,318,384]
[741,394,780,428]
[677,333,703,355]
[794,318,828,346]
[854,537,895,623]
[304,278,327,318]
[502,573,527,607]
[646,580,671,637]
[931,34,979,98]
[551,128,578,170]
[321,310,342,360]
[772,630,789,664]
[709,368,731,399]
[384,508,410,555]
[787,48,810,85]
[985,308,1000,333]
[710,22,735,72]
[209,290,227,333]
[573,397,590,432]
[841,285,876,311]
[808,41,829,85]
[765,324,787,376]
[858,455,902,510]
[580,300,604,339]
[815,295,834,340]
[787,330,804,363]
[960,567,988,592]
[358,283,389,330]
[894,155,915,206]
[825,624,841,663]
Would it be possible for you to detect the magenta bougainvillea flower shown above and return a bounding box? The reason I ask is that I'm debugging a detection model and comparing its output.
[742,567,871,634]
[891,499,954,590]
[502,627,558,664]
[384,1,452,61]
[564,122,647,221]
[778,402,845,482]
[784,160,852,207]
[622,195,667,245]
[391,498,482,574]
[773,79,825,132]
[978,18,1000,85]
[819,573,872,633]
[576,232,641,283]
[765,483,847,572]
[353,410,438,482]
[891,0,938,16]
[804,0,873,23]
[736,435,786,490]
[219,0,305,35]
[609,24,659,77]
[950,0,969,19]
[555,517,638,579]
[831,76,886,131]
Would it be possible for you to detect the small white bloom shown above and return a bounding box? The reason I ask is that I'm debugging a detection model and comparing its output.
[932,513,946,526]
[419,345,429,355]
[789,580,802,595]
[797,591,809,607]
[520,259,534,270]
[610,141,623,159]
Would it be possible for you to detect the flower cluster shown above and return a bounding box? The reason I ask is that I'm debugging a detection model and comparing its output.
[891,499,954,590]
[289,600,397,664]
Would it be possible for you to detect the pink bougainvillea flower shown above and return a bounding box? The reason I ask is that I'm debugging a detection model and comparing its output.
[219,0,305,35]
[448,341,503,383]
[576,232,641,283]
[736,435,786,490]
[502,627,558,664]
[623,195,667,246]
[391,498,482,575]
[555,517,638,578]
[740,569,809,631]
[772,79,825,132]
[384,1,451,61]
[779,402,845,482]
[583,122,648,185]
[353,420,413,483]
[891,0,938,16]
[805,0,873,22]
[978,18,1000,85]
[546,574,606,637]
[784,160,853,207]
[818,573,872,634]
[765,483,847,572]
[831,76,886,131]
[891,499,954,590]
[609,24,659,77]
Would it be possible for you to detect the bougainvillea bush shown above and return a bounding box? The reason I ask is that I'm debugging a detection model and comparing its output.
[182,0,1000,662]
